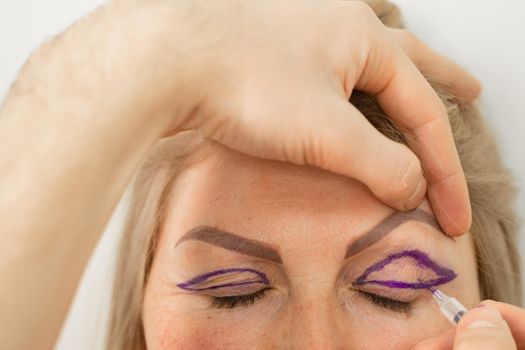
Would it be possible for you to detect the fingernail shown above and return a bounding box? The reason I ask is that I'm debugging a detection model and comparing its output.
[463,307,503,329]
[403,176,427,210]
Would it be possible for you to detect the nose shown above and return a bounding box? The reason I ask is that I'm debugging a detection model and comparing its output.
[279,295,347,350]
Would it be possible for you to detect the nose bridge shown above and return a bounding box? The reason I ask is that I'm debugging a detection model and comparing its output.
[286,290,345,350]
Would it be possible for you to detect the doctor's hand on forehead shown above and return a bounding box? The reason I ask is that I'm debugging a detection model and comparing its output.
[137,0,478,236]
[413,300,525,350]
[2,0,478,237]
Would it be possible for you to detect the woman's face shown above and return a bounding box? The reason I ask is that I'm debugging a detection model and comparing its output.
[142,144,480,349]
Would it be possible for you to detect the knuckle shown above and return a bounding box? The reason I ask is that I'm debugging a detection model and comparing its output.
[396,29,421,47]
[281,113,326,167]
[301,119,336,170]
[347,0,375,15]
[414,106,448,134]
[385,149,422,201]
[341,0,382,25]
[390,29,424,61]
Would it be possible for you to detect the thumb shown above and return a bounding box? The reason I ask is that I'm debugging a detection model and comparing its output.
[453,305,516,350]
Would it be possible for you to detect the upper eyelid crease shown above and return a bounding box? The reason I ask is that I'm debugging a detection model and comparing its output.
[177,267,270,291]
[352,249,457,289]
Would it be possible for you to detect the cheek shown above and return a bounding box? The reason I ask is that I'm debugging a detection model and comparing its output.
[144,317,227,349]
[142,295,451,350]
[142,298,270,350]
[143,305,231,349]
[343,296,452,348]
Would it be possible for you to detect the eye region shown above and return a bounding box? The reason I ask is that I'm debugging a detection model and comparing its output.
[352,249,457,289]
[177,267,270,291]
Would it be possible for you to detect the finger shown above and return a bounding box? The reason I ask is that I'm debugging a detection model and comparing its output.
[350,14,471,235]
[372,50,470,235]
[411,329,455,350]
[302,96,426,211]
[389,28,482,102]
[454,305,516,350]
[480,300,525,346]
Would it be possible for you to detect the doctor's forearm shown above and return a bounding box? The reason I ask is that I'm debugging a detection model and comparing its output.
[0,3,198,349]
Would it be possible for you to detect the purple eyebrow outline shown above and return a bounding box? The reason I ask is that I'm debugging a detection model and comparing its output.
[177,267,270,291]
[352,249,457,289]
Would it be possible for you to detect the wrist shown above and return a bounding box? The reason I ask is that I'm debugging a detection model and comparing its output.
[22,0,213,136]
[106,0,219,134]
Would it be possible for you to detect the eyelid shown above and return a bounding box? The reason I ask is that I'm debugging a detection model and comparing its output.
[210,288,273,309]
[351,249,457,290]
[353,284,418,303]
[177,267,270,292]
[356,290,412,314]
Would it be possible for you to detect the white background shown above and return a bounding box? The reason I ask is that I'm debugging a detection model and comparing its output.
[1,1,524,349]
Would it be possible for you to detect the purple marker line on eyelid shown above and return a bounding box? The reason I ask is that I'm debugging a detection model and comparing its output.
[352,249,457,289]
[177,267,270,291]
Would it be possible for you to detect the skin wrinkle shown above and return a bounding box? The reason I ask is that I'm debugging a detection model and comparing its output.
[177,268,270,291]
[176,226,283,264]
[345,208,442,258]
[352,249,457,289]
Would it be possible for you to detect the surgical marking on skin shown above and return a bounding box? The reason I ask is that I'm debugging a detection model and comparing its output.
[177,268,270,291]
[352,249,457,289]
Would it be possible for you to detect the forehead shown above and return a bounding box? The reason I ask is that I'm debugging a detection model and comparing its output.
[164,144,408,248]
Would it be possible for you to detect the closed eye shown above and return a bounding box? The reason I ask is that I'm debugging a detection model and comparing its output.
[210,288,272,309]
[353,249,457,290]
[357,290,412,314]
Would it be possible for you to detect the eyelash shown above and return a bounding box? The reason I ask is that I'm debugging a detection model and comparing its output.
[209,288,411,314]
[210,288,272,309]
[357,291,411,314]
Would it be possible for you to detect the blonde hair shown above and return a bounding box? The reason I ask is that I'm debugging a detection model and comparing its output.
[106,1,522,349]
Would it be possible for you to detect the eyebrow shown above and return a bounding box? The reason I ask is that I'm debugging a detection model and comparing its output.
[345,208,441,259]
[176,226,283,263]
